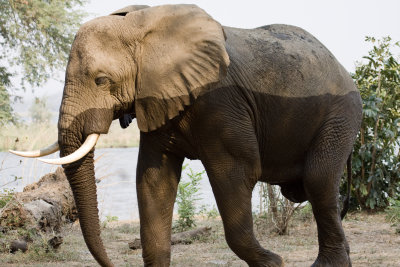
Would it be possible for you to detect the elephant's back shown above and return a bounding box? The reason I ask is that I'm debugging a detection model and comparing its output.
[222,25,357,98]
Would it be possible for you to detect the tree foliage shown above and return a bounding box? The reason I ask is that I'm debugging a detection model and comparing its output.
[0,0,87,124]
[349,36,400,210]
[0,71,14,125]
[29,96,51,124]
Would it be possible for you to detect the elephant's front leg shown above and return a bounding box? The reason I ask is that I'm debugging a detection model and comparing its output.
[136,136,184,266]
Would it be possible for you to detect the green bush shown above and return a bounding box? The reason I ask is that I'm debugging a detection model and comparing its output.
[199,204,219,220]
[174,165,204,232]
[385,198,400,224]
[295,202,313,222]
[346,36,400,210]
[0,187,14,208]
[102,215,119,229]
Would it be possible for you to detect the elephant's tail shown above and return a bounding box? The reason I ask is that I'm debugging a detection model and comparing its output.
[340,151,353,220]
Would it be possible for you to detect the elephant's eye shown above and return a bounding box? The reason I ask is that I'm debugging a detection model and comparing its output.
[95,76,109,86]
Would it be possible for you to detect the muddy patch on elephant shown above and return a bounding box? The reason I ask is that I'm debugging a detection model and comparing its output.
[0,212,399,266]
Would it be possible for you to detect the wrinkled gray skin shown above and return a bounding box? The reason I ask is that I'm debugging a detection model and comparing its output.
[58,4,362,267]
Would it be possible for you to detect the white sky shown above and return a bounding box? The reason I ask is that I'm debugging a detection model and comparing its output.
[18,0,400,108]
[85,0,400,72]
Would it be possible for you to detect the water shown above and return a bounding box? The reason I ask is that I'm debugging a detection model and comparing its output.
[0,148,261,221]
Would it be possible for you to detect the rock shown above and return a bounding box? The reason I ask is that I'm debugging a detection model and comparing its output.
[10,240,28,253]
[25,199,62,229]
[207,260,228,265]
[128,238,142,250]
[171,226,212,245]
[48,236,63,250]
[0,167,77,232]
[0,226,7,233]
[129,226,212,250]
[395,227,400,234]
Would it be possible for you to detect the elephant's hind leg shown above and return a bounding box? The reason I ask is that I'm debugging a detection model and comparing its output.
[203,155,283,267]
[303,118,355,267]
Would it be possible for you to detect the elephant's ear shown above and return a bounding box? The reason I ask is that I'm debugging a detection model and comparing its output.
[127,5,230,132]
[110,5,150,16]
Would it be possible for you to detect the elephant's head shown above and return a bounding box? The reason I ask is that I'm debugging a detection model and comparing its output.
[10,4,229,266]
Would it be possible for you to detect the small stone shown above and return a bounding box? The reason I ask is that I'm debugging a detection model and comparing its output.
[48,236,63,250]
[128,238,142,250]
[0,226,7,233]
[10,240,28,253]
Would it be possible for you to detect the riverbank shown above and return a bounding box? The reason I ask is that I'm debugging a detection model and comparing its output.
[0,212,398,266]
[0,120,140,152]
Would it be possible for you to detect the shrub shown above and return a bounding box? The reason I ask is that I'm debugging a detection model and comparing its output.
[199,204,219,220]
[0,188,14,209]
[102,215,118,229]
[256,183,301,235]
[348,36,400,210]
[174,165,204,232]
[385,198,400,224]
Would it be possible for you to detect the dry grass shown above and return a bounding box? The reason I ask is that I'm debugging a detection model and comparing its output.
[96,120,140,149]
[0,120,140,151]
[0,212,399,266]
[0,124,57,151]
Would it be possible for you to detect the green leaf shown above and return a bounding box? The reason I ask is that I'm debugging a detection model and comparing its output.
[0,0,87,125]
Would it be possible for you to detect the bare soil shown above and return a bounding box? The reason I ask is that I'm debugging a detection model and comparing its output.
[0,212,399,266]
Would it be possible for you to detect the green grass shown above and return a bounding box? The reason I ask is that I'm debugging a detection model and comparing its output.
[0,227,81,264]
[0,187,14,208]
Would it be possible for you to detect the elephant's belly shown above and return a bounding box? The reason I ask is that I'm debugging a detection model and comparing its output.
[260,161,304,184]
[254,92,331,184]
[260,162,308,203]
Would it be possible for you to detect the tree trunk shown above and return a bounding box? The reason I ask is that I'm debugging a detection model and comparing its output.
[267,184,278,220]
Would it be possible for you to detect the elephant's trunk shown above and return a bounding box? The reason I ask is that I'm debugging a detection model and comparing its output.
[62,147,113,267]
[58,101,113,266]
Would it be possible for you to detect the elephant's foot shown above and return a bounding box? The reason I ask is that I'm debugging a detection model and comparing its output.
[143,256,170,267]
[311,250,351,267]
[246,250,284,267]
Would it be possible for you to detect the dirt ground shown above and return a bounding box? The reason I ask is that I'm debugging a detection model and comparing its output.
[1,212,399,266]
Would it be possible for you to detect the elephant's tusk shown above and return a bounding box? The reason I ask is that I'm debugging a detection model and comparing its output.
[9,142,60,158]
[38,134,99,165]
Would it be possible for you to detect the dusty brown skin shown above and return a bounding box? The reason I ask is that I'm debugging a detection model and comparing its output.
[56,4,362,267]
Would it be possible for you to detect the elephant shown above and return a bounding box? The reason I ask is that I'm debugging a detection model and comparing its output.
[11,4,362,267]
